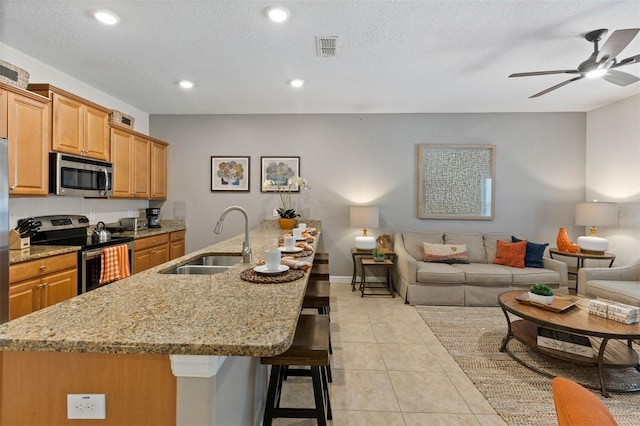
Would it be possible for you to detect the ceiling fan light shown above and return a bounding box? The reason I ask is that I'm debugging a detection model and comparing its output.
[586,69,607,79]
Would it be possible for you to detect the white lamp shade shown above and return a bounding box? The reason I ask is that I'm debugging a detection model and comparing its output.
[350,206,379,249]
[575,202,618,228]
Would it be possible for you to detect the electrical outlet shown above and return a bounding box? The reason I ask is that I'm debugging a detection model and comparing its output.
[88,211,96,221]
[67,394,106,419]
[272,209,279,217]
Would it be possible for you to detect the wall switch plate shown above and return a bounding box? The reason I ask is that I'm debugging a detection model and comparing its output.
[272,209,279,217]
[67,394,106,419]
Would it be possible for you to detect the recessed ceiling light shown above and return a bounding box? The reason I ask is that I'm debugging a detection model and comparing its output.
[179,80,194,89]
[289,79,304,88]
[93,10,120,25]
[266,6,290,23]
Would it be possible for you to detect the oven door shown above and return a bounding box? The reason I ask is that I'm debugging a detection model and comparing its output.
[80,242,134,294]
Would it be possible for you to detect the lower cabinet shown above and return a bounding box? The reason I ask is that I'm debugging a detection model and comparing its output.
[134,234,170,274]
[170,230,186,260]
[9,252,78,320]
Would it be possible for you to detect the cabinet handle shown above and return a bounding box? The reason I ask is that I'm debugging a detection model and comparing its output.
[42,282,48,287]
[9,186,16,190]
[39,265,47,271]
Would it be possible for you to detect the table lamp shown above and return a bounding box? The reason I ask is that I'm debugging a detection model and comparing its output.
[350,206,379,250]
[575,202,618,254]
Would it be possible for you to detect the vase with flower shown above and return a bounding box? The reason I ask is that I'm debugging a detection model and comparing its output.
[263,176,310,229]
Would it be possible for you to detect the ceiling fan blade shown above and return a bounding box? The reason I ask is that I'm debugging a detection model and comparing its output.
[509,70,579,77]
[613,54,640,67]
[602,69,640,86]
[529,76,584,98]
[596,28,640,62]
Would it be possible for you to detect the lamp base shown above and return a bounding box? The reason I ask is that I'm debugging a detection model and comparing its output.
[355,236,376,250]
[577,236,608,255]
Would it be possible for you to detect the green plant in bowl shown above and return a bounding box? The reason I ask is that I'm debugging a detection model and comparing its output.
[372,248,385,262]
[528,283,554,304]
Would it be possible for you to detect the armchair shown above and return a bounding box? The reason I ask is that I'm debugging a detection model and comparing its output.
[577,258,640,306]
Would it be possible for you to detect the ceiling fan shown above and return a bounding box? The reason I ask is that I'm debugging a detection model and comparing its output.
[509,28,640,98]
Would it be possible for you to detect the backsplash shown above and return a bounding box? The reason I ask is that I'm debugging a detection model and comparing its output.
[9,197,152,229]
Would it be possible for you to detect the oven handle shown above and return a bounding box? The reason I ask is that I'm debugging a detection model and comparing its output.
[81,242,134,261]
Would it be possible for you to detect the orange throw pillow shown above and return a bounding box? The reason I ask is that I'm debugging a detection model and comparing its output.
[493,240,527,268]
[552,377,618,426]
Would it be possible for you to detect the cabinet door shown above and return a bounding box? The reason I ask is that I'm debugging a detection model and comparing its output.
[133,136,150,198]
[0,88,7,138]
[152,243,170,268]
[9,278,40,320]
[7,91,49,195]
[150,142,167,200]
[51,93,83,155]
[110,127,134,197]
[43,269,78,308]
[84,105,110,160]
[134,248,153,274]
[170,241,185,260]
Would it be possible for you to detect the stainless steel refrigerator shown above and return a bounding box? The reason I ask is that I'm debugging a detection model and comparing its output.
[0,138,8,323]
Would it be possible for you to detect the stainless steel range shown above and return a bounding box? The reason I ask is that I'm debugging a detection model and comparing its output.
[27,215,134,294]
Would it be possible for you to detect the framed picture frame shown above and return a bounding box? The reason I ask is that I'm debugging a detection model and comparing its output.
[211,156,250,192]
[418,144,495,220]
[260,156,301,192]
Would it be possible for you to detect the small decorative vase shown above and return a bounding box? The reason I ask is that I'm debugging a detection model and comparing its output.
[556,227,570,252]
[278,218,297,229]
[528,292,554,305]
[567,243,579,254]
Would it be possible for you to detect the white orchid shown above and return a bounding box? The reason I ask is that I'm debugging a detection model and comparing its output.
[263,176,310,218]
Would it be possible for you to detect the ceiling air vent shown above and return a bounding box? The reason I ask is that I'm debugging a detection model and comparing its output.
[316,36,338,57]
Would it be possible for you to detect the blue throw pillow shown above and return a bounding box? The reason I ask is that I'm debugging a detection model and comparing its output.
[512,236,548,268]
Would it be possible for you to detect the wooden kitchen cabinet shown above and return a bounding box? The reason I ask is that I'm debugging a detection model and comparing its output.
[9,252,78,320]
[3,83,50,196]
[110,124,151,199]
[0,87,7,138]
[110,124,169,200]
[133,234,170,274]
[150,140,168,200]
[170,230,186,260]
[28,84,111,161]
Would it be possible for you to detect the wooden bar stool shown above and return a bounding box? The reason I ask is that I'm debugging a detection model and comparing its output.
[261,314,331,426]
[313,252,329,264]
[309,263,329,282]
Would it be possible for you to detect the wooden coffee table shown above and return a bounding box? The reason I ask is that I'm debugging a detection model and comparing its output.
[498,290,640,397]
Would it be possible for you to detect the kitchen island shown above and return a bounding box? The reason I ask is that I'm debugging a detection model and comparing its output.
[0,220,321,425]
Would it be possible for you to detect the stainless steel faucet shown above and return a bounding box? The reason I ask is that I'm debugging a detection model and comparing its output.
[214,206,252,263]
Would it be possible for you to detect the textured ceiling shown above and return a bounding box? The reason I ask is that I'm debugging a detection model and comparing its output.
[1,1,639,114]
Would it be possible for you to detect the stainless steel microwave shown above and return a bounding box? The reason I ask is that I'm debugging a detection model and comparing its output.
[49,152,113,197]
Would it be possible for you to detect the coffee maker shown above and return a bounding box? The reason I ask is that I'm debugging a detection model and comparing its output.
[146,208,161,228]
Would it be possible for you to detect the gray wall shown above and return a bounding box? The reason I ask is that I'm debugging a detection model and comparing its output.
[150,113,586,277]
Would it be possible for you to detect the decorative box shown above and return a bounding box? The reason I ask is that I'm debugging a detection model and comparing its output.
[109,110,135,129]
[0,60,29,89]
[536,327,593,357]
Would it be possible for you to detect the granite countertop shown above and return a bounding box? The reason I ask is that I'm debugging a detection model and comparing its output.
[9,220,186,265]
[0,220,321,357]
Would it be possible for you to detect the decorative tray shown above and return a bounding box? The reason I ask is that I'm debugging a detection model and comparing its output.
[516,293,580,313]
[240,267,305,284]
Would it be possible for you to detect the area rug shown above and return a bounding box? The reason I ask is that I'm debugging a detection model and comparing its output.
[415,306,640,426]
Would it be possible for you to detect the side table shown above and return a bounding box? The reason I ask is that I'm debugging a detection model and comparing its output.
[548,248,615,293]
[351,248,395,292]
[359,258,395,297]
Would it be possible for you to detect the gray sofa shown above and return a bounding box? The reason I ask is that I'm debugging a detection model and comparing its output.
[578,259,640,306]
[394,231,569,306]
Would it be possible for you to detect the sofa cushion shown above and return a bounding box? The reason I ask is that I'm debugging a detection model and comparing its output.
[483,233,516,263]
[493,240,527,268]
[423,242,469,264]
[444,232,487,264]
[512,236,549,268]
[416,262,466,284]
[453,263,513,285]
[402,231,443,261]
[510,267,562,286]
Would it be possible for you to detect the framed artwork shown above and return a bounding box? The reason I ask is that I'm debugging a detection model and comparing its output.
[418,144,495,220]
[260,156,301,191]
[211,156,250,192]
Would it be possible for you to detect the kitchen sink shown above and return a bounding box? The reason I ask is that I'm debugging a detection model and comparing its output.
[160,252,243,275]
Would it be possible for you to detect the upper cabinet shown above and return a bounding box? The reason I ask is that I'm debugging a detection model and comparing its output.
[1,82,51,196]
[110,124,166,200]
[28,84,110,161]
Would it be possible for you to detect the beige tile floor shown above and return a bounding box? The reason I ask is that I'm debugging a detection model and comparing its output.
[273,283,508,425]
